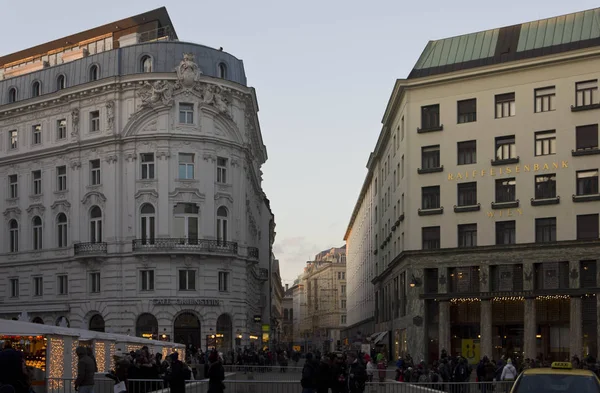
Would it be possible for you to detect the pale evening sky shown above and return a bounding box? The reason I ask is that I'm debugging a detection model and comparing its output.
[2,0,597,284]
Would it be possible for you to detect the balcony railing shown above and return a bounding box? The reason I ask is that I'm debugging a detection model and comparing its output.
[258,268,269,280]
[248,247,259,260]
[132,238,238,255]
[74,242,107,256]
[139,26,177,43]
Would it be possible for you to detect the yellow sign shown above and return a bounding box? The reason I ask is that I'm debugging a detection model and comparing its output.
[293,345,301,352]
[448,161,568,181]
[461,339,480,365]
[487,208,523,218]
[551,361,572,369]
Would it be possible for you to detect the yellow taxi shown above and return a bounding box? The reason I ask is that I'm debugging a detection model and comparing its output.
[510,362,600,393]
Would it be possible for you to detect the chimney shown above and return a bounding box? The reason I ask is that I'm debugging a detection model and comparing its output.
[285,284,289,291]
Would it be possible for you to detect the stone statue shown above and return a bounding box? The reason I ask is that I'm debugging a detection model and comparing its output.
[202,85,230,117]
[175,52,202,89]
[106,100,115,130]
[138,80,173,107]
[71,108,80,137]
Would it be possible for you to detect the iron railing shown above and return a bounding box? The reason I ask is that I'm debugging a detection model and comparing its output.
[73,242,107,255]
[139,26,177,43]
[132,238,238,254]
[258,268,269,280]
[248,247,259,259]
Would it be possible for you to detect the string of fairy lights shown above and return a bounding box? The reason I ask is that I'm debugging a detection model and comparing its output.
[48,337,64,390]
[95,341,106,373]
[449,294,586,303]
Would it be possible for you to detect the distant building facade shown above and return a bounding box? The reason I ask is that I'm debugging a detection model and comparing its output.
[0,8,275,352]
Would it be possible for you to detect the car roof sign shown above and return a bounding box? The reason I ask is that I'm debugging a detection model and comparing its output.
[551,361,573,369]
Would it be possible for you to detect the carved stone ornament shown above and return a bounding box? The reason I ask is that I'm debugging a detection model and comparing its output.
[70,160,81,170]
[175,53,203,89]
[480,271,488,286]
[524,268,533,282]
[3,207,22,222]
[438,274,447,286]
[157,151,170,160]
[138,80,174,107]
[570,268,579,280]
[81,191,107,209]
[105,155,118,164]
[106,100,115,130]
[71,108,80,137]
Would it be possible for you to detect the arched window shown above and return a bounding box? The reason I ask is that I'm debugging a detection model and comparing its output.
[8,88,17,103]
[216,206,228,243]
[89,314,105,332]
[32,81,41,97]
[57,213,68,248]
[140,56,153,73]
[89,65,99,81]
[90,206,103,243]
[32,216,42,250]
[136,313,158,339]
[32,317,44,324]
[216,314,233,351]
[9,220,19,253]
[173,203,199,244]
[57,75,66,90]
[218,63,227,79]
[140,203,155,245]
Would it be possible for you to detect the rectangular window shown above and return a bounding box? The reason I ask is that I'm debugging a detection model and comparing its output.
[57,166,67,191]
[10,278,19,298]
[421,186,440,209]
[140,270,154,291]
[9,174,18,198]
[57,275,68,295]
[421,145,440,169]
[495,93,515,118]
[178,153,195,179]
[90,272,101,293]
[179,103,194,124]
[179,270,196,290]
[341,299,347,309]
[535,130,556,156]
[535,86,556,113]
[218,271,229,292]
[90,111,100,132]
[90,159,101,185]
[458,224,477,247]
[457,140,477,165]
[457,182,477,206]
[32,170,42,195]
[535,217,556,243]
[422,226,441,250]
[576,170,599,195]
[9,130,18,149]
[496,221,516,245]
[401,155,404,178]
[341,285,346,294]
[341,315,347,324]
[576,124,599,151]
[217,157,228,184]
[580,261,597,288]
[33,277,43,297]
[457,98,476,123]
[535,174,556,199]
[32,124,42,145]
[577,214,599,240]
[141,153,155,179]
[421,104,440,129]
[57,119,67,140]
[495,136,516,160]
[575,80,598,107]
[495,178,516,202]
[401,116,405,140]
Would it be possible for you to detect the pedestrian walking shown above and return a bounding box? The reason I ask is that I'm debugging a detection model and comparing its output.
[75,346,96,393]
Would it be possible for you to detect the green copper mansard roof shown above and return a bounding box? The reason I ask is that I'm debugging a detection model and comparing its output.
[409,8,600,78]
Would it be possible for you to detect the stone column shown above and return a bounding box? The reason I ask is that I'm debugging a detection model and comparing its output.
[570,296,583,358]
[439,300,451,356]
[524,298,537,359]
[480,300,492,358]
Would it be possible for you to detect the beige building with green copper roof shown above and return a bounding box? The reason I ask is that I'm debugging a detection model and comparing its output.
[344,7,600,363]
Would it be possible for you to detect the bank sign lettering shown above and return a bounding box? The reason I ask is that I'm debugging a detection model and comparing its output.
[151,298,222,306]
[447,161,568,181]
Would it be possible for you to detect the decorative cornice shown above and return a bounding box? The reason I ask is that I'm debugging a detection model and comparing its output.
[50,200,71,210]
[134,189,159,200]
[214,192,234,203]
[168,188,206,202]
[81,190,107,206]
[105,155,118,164]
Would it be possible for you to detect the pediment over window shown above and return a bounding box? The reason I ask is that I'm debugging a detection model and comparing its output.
[81,191,107,208]
[135,190,159,206]
[51,200,71,212]
[168,188,205,203]
[214,192,234,204]
[3,207,21,222]
[26,204,46,219]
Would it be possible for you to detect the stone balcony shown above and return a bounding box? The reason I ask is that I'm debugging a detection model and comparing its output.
[131,237,238,255]
[74,242,107,256]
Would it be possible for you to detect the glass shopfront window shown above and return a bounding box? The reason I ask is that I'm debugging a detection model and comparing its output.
[492,298,525,360]
[450,299,480,361]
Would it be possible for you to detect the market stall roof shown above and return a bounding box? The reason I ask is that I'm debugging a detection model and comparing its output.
[0,319,79,337]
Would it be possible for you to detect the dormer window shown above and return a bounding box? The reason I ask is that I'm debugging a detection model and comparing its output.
[141,56,153,73]
[32,81,41,97]
[218,63,227,79]
[89,65,99,81]
[8,88,17,103]
[57,75,66,91]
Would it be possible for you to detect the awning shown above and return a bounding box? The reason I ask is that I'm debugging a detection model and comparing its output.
[368,332,380,341]
[373,331,388,345]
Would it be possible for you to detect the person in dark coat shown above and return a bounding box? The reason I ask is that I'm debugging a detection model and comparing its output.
[347,352,367,393]
[0,350,30,393]
[301,353,318,393]
[207,351,225,393]
[316,355,332,393]
[167,353,190,393]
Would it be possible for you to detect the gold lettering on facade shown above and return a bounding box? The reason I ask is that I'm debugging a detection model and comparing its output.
[524,165,530,172]
[481,170,486,177]
[487,208,524,218]
[562,161,568,168]
[472,170,478,178]
[505,167,511,174]
[533,164,540,172]
[515,166,520,173]
[543,163,549,170]
[552,162,558,169]
[448,173,454,180]
[457,173,463,180]
[498,168,503,175]
[487,211,495,218]
[447,162,568,181]
[490,169,495,176]
[516,209,523,215]
[507,210,513,217]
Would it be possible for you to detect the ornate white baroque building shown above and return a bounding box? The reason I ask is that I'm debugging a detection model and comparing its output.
[0,8,275,352]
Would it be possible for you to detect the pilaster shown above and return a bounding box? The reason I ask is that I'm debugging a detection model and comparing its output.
[570,296,583,358]
[439,300,451,356]
[524,298,536,359]
[480,300,492,359]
